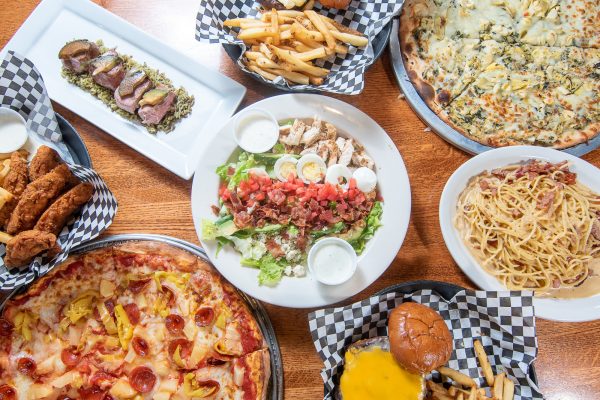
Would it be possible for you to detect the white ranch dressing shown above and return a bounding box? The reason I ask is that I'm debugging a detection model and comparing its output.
[309,239,357,285]
[234,111,278,153]
[0,109,28,154]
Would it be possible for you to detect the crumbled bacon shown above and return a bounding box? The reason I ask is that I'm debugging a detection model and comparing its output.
[514,160,577,185]
[211,205,220,216]
[536,191,556,211]
[591,219,600,240]
[233,211,252,228]
[266,239,285,258]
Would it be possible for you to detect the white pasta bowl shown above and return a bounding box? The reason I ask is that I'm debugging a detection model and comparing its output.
[440,145,600,322]
[192,94,412,308]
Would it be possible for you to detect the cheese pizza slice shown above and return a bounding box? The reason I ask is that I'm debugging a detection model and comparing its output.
[515,0,599,48]
[443,44,599,147]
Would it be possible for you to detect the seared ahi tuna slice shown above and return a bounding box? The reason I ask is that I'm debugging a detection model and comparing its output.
[137,89,177,125]
[88,50,125,91]
[58,40,101,74]
[114,78,152,114]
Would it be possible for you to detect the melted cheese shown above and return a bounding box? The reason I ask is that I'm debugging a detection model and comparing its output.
[405,0,599,146]
[340,347,424,400]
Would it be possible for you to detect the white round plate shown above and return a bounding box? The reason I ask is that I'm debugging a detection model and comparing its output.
[192,94,411,308]
[440,145,600,322]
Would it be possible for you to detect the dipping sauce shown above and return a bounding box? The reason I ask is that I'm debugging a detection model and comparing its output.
[308,238,357,285]
[234,110,278,153]
[0,109,28,154]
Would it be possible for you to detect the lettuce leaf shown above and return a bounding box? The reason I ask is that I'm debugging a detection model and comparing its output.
[349,201,383,254]
[241,254,285,286]
[215,152,258,190]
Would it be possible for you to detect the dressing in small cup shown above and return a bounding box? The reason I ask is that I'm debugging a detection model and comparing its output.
[0,108,28,155]
[233,109,279,154]
[308,237,357,285]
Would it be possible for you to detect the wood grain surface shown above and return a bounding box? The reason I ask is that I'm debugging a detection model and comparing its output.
[2,1,600,399]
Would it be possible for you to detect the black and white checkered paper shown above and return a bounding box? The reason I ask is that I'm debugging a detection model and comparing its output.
[0,51,73,160]
[0,163,117,290]
[0,52,118,290]
[308,289,543,400]
[195,0,404,94]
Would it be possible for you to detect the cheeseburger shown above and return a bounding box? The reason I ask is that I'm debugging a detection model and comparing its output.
[338,302,452,400]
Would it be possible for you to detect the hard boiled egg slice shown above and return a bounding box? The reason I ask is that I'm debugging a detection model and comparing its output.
[325,164,352,189]
[297,154,326,184]
[352,167,377,193]
[274,155,298,181]
[247,167,269,178]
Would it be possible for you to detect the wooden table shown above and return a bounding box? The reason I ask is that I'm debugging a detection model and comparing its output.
[2,1,600,398]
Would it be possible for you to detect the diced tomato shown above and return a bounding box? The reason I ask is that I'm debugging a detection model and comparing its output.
[349,178,357,190]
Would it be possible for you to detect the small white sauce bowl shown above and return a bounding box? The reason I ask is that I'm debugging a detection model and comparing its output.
[0,108,28,155]
[233,109,279,154]
[308,237,358,286]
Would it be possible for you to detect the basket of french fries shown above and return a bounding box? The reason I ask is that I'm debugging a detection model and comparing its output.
[196,0,404,94]
[308,282,543,400]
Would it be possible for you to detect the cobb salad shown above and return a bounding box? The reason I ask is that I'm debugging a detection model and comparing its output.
[202,116,383,285]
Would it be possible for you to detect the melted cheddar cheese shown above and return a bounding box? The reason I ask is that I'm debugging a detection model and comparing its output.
[340,347,424,400]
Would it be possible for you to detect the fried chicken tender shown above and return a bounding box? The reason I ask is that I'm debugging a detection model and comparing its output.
[29,145,62,181]
[4,230,59,267]
[6,164,74,235]
[0,152,29,229]
[35,182,94,235]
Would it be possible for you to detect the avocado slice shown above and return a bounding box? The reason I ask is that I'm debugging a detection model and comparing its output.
[337,220,366,242]
[217,219,239,237]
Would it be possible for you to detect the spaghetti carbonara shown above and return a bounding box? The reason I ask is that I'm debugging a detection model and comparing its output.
[455,160,600,293]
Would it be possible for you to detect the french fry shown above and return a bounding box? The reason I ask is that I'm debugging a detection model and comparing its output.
[291,22,325,42]
[256,56,282,70]
[468,387,477,400]
[244,51,263,61]
[266,69,310,85]
[271,9,280,45]
[330,30,369,47]
[0,159,10,186]
[438,367,478,388]
[223,18,261,27]
[457,393,465,400]
[502,378,514,400]
[308,75,324,85]
[433,393,455,400]
[304,10,336,50]
[303,0,315,10]
[246,63,279,81]
[319,14,363,35]
[259,43,274,60]
[269,45,329,77]
[280,30,293,40]
[492,373,504,400]
[238,27,276,40]
[427,380,449,395]
[0,232,12,245]
[0,187,13,210]
[240,21,270,29]
[275,10,305,18]
[295,46,328,61]
[474,340,495,387]
[448,386,457,396]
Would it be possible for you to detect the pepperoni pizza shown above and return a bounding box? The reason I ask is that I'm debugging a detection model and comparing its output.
[0,241,270,399]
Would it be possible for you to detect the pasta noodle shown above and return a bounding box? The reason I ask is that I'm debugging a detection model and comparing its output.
[454,160,600,293]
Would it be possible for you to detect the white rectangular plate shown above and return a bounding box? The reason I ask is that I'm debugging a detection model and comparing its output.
[1,0,246,179]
